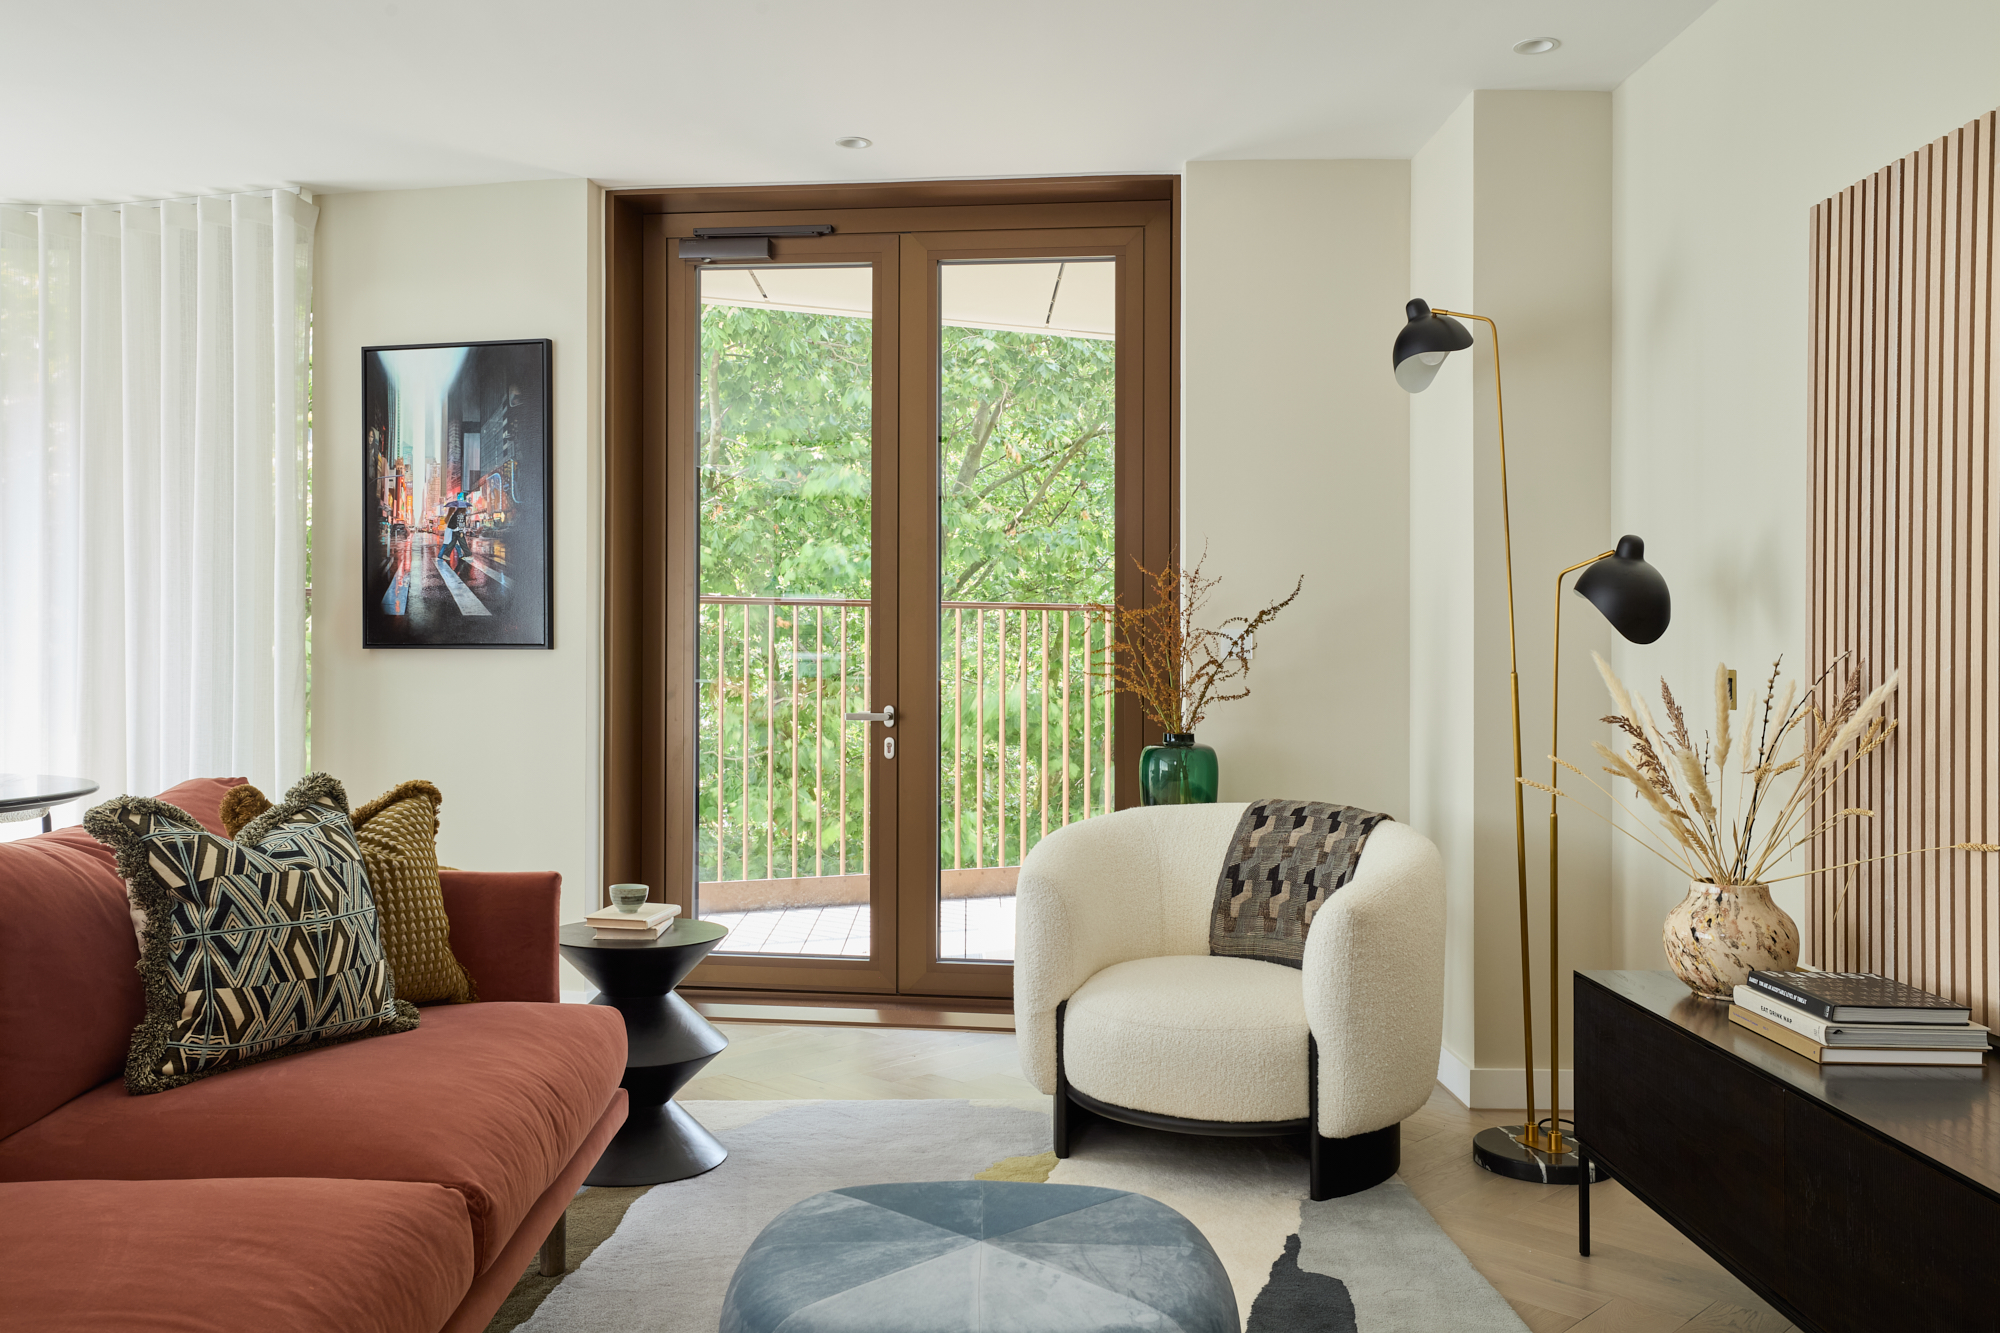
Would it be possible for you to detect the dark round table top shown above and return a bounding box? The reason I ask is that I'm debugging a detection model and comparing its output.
[558,918,728,953]
[0,774,99,814]
[559,917,729,999]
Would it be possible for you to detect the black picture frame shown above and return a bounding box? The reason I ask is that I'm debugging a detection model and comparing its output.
[361,338,553,649]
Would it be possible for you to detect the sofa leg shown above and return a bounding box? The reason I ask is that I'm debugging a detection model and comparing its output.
[1309,1123,1401,1201]
[537,1209,568,1277]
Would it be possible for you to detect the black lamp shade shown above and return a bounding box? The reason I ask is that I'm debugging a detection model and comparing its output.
[1393,298,1474,393]
[1574,535,1671,644]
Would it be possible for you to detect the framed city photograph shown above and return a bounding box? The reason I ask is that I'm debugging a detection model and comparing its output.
[361,339,553,648]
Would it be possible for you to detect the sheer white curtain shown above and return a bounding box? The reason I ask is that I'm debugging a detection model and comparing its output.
[0,192,315,827]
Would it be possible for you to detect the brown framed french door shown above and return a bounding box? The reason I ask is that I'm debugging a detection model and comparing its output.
[606,181,1177,1004]
[895,226,1159,999]
[664,230,904,994]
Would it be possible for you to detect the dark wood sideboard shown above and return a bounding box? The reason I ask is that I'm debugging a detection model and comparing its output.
[1575,970,2000,1333]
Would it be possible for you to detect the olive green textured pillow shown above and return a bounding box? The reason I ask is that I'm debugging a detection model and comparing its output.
[226,779,475,1005]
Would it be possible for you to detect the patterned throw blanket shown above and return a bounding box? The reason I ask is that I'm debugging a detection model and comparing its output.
[1210,800,1392,968]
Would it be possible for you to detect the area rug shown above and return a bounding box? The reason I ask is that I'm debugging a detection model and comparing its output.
[509,1099,1526,1333]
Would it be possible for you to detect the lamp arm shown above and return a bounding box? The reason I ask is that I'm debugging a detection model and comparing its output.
[1550,551,1617,789]
[1427,308,1541,1147]
[1544,550,1615,1155]
[1432,312,1519,678]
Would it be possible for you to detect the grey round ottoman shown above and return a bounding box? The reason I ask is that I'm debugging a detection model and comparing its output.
[720,1180,1238,1332]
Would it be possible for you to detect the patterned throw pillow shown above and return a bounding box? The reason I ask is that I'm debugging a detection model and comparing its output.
[1209,800,1392,969]
[87,772,418,1095]
[223,779,475,1005]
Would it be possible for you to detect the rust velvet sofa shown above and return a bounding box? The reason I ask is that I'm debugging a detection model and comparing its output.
[0,777,628,1333]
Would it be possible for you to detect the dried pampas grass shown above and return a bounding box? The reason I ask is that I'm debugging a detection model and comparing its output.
[1541,653,1991,888]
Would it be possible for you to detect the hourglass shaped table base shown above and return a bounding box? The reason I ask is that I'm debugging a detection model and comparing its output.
[558,919,730,1186]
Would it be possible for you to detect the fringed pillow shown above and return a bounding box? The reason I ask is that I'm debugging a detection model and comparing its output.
[224,778,474,1005]
[87,772,418,1095]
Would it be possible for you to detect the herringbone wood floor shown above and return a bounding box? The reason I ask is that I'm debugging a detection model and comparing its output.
[680,1023,1795,1333]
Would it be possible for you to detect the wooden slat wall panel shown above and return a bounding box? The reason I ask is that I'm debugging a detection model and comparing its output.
[1809,109,1999,1026]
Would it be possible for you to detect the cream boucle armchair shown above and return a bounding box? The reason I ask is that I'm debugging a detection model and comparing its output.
[1016,802,1446,1200]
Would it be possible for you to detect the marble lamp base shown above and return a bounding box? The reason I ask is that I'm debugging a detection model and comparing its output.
[1472,1123,1608,1186]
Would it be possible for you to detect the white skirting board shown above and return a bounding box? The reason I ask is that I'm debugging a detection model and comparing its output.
[1435,1047,1574,1111]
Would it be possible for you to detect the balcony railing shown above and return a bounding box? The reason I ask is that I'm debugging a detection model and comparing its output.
[939,600,1115,873]
[697,595,1113,907]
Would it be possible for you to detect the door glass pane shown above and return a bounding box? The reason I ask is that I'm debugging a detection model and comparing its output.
[936,259,1117,962]
[695,264,875,957]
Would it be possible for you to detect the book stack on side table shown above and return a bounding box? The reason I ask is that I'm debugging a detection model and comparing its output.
[587,902,682,941]
[1729,970,1988,1066]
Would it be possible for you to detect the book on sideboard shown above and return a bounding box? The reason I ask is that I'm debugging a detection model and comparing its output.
[1731,986,1990,1048]
[1727,1005,1985,1066]
[1745,969,1971,1024]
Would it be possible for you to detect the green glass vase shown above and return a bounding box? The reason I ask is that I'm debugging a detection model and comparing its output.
[1139,733,1219,805]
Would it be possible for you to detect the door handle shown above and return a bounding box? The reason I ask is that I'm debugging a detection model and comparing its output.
[843,704,896,728]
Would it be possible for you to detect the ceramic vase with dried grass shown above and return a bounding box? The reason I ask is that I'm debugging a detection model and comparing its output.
[1533,653,1993,1001]
[1663,879,1799,1000]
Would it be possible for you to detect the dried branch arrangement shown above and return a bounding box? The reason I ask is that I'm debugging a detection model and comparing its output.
[1528,653,1996,885]
[1090,553,1302,735]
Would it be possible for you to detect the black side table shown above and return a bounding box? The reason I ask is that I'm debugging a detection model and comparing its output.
[559,918,730,1186]
[0,775,100,834]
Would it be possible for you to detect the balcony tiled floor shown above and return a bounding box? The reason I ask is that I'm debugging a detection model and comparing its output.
[939,894,1016,961]
[703,904,870,957]
[701,894,1016,961]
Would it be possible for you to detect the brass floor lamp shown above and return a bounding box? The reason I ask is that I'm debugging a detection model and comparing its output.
[1540,538,1670,1160]
[1392,301,1670,1184]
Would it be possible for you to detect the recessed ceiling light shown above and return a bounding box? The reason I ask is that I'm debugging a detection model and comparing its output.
[1513,37,1561,55]
[835,136,873,150]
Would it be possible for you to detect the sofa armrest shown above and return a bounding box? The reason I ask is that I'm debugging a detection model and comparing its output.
[438,871,561,1003]
[1302,821,1446,1139]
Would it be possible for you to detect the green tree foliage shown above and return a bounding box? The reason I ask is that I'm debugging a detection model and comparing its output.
[939,326,1114,604]
[696,303,1114,603]
[698,304,873,598]
[694,299,1116,891]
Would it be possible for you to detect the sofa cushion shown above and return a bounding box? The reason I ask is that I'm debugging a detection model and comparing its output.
[1064,954,1309,1123]
[0,777,247,1138]
[0,829,145,1140]
[86,772,420,1094]
[0,1176,474,1333]
[152,774,250,836]
[0,999,626,1273]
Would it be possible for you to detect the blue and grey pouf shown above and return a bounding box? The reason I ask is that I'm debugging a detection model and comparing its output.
[720,1180,1239,1332]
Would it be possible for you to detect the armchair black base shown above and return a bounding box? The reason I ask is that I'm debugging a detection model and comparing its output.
[1052,1001,1402,1202]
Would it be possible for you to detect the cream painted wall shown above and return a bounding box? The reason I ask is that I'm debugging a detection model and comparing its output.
[1409,95,1479,1079]
[1411,92,1614,1105]
[1610,0,2000,964]
[313,180,606,951]
[1182,160,1411,822]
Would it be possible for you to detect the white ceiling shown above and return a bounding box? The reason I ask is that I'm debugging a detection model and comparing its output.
[1,0,1715,205]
